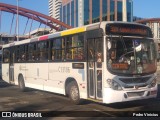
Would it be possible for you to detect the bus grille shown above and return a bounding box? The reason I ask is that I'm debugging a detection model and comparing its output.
[127,91,145,97]
[119,77,151,89]
[124,84,147,89]
[119,77,151,84]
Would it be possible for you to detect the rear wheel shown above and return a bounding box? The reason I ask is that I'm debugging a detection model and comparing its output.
[18,75,26,92]
[68,81,81,104]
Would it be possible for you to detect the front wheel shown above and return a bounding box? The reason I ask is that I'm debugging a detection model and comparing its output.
[68,81,81,104]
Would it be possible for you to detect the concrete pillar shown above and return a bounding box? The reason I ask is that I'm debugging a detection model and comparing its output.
[122,0,127,22]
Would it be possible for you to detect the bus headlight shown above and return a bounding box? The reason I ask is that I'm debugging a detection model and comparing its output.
[107,79,122,90]
[148,78,157,88]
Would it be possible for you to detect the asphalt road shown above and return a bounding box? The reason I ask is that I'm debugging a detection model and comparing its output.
[0,74,160,119]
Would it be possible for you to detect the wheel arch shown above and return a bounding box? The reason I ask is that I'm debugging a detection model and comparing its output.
[65,77,79,96]
[18,73,24,83]
[18,73,26,91]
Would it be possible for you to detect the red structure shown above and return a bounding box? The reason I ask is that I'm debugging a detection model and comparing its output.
[0,2,72,32]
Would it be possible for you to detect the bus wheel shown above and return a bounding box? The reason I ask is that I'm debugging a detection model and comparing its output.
[68,81,81,104]
[18,75,26,92]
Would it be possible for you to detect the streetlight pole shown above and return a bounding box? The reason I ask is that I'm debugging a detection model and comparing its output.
[16,0,19,41]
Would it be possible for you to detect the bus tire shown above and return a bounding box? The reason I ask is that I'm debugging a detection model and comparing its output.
[68,81,81,104]
[18,75,26,92]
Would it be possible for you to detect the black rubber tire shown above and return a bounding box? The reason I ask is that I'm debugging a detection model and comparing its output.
[68,81,81,104]
[18,75,26,92]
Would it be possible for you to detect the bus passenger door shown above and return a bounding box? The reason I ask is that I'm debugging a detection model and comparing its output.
[9,48,15,84]
[87,38,103,100]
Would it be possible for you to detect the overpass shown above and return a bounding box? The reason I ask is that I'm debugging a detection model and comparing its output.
[0,2,73,47]
[0,2,72,31]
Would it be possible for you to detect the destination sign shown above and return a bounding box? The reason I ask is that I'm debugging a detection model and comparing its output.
[106,23,153,37]
[111,63,129,70]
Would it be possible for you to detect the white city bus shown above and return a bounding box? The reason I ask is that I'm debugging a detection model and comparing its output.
[2,21,157,104]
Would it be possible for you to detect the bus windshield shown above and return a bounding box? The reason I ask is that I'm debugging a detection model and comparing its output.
[107,37,157,75]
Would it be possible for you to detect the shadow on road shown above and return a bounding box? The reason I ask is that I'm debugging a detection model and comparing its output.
[157,84,160,98]
[105,98,159,109]
[0,79,38,92]
[0,79,13,88]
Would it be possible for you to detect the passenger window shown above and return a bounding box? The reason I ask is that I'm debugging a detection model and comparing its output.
[3,49,10,63]
[37,41,48,61]
[65,34,84,61]
[16,45,26,62]
[50,38,64,61]
[28,43,37,61]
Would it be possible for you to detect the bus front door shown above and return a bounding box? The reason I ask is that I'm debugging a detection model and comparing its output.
[87,38,103,100]
[9,48,15,84]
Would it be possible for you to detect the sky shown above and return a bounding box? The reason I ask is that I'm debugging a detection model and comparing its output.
[133,0,159,18]
[0,0,159,35]
[0,0,49,15]
[0,0,49,35]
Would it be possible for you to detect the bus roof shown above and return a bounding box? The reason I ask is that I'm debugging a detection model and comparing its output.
[2,21,150,48]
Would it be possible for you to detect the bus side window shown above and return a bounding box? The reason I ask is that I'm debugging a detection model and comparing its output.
[21,54,25,61]
[51,50,55,60]
[65,34,84,61]
[73,34,84,60]
[19,45,25,62]
[39,52,47,60]
[28,43,36,62]
[65,37,72,60]
[50,38,55,61]
[37,41,49,61]
[54,38,63,60]
[75,48,84,60]
[3,49,10,63]
[16,46,20,62]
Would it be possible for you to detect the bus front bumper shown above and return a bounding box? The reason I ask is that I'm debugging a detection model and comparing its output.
[103,86,157,104]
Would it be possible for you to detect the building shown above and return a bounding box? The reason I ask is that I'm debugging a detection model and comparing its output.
[148,22,160,40]
[58,0,133,27]
[49,0,62,27]
[133,16,144,22]
[135,18,160,61]
[0,34,29,49]
[135,18,160,41]
[25,28,50,38]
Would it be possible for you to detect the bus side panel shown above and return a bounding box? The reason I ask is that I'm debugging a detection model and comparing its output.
[25,63,43,90]
[2,64,9,83]
[64,62,87,99]
[46,63,67,94]
[69,62,88,99]
[37,63,50,91]
[47,62,87,99]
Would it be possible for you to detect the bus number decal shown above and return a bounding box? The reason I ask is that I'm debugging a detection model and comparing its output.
[58,67,70,73]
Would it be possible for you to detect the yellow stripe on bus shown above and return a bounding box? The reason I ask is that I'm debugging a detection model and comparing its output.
[61,27,86,36]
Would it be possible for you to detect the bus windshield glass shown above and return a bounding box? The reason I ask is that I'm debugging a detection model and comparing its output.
[107,37,156,75]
